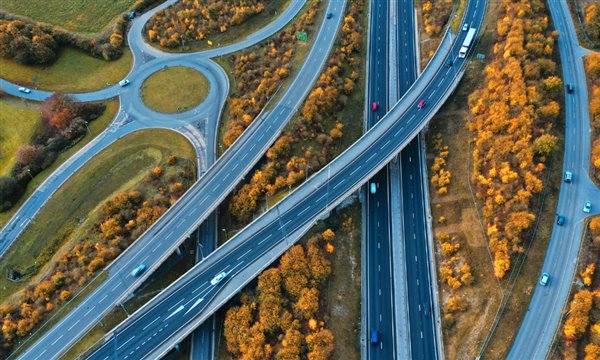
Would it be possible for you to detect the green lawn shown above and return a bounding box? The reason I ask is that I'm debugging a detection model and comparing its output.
[0,99,120,228]
[0,98,41,176]
[0,48,133,93]
[0,129,195,303]
[0,0,136,34]
[141,66,210,113]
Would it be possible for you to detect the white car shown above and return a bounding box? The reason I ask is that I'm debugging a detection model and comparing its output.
[18,87,31,94]
[540,272,549,286]
[119,79,130,87]
[583,201,592,213]
[462,23,469,31]
[210,271,227,286]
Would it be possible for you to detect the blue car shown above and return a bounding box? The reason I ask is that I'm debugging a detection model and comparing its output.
[371,329,378,345]
[370,183,377,194]
[131,264,146,277]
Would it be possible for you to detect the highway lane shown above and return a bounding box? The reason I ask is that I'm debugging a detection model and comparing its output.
[507,0,600,358]
[393,0,439,357]
[15,1,347,358]
[364,0,395,358]
[85,2,487,357]
[400,137,438,360]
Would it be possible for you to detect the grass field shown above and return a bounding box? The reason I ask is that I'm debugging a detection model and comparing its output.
[0,129,195,303]
[0,0,136,34]
[0,98,41,176]
[141,66,210,113]
[0,99,119,228]
[0,48,133,93]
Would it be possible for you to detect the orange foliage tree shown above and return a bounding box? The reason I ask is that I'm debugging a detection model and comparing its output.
[468,0,560,278]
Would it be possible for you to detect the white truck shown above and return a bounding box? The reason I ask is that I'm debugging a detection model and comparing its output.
[458,28,477,58]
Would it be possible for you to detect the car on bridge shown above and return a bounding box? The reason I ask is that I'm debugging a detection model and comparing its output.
[556,214,565,226]
[564,171,572,183]
[417,99,426,109]
[131,264,146,277]
[210,272,227,285]
[326,12,333,19]
[372,102,378,111]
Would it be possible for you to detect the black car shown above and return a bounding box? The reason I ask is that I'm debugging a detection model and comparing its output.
[566,83,574,93]
[326,13,333,19]
[445,59,453,68]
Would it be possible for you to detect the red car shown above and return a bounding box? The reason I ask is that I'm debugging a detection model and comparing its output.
[417,99,426,109]
[372,102,378,111]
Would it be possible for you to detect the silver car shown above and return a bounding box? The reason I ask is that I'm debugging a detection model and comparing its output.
[583,201,591,213]
[540,272,549,286]
[210,271,227,285]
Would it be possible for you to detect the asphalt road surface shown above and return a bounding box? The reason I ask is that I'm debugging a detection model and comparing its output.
[364,1,396,358]
[508,0,600,358]
[392,0,440,358]
[400,137,438,360]
[84,2,487,357]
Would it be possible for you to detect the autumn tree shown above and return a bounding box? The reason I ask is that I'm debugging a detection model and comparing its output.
[563,290,594,340]
[224,304,254,354]
[306,328,335,360]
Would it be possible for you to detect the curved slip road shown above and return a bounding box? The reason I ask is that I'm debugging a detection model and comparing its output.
[507,0,600,358]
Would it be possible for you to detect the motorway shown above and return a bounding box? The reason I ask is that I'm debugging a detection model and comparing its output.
[364,1,395,359]
[400,137,438,360]
[14,1,347,358]
[392,0,440,358]
[83,1,487,357]
[507,0,600,358]
[364,0,438,358]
